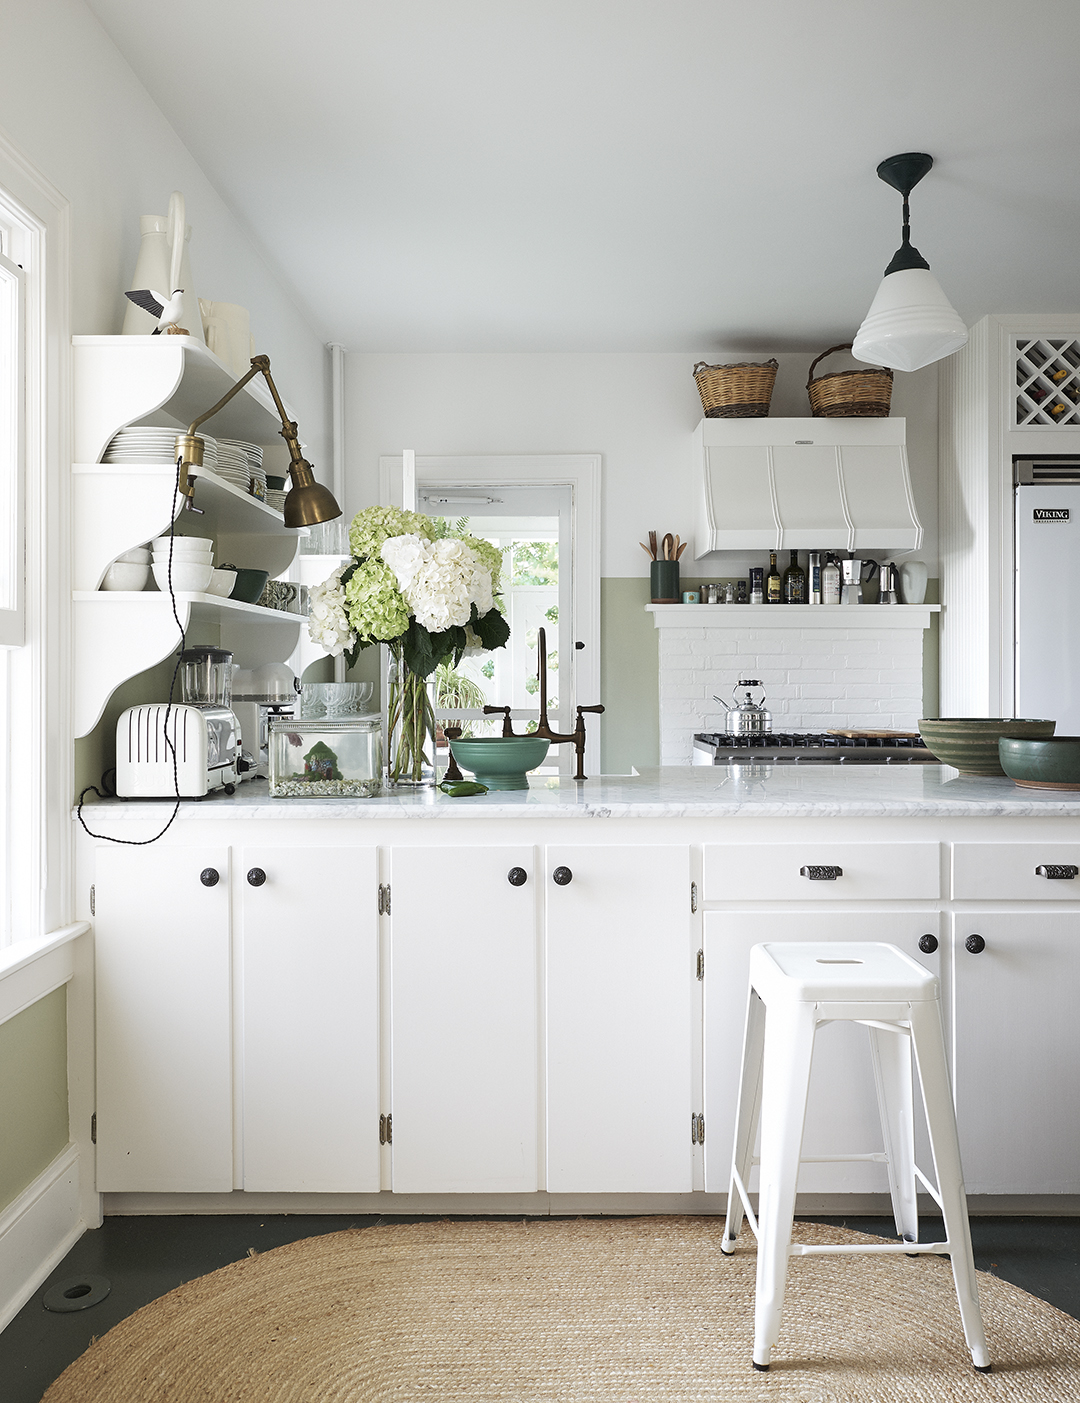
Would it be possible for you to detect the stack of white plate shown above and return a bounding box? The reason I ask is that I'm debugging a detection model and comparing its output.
[217,438,264,494]
[102,427,219,472]
[265,488,288,513]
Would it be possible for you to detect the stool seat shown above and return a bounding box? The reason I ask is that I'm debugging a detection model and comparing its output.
[750,941,938,1004]
[722,940,990,1375]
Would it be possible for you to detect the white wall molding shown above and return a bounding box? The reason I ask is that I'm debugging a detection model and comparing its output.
[0,1143,82,1332]
[649,607,937,763]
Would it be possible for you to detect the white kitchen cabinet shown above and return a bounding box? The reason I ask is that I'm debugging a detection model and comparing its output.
[952,912,1080,1194]
[239,846,380,1192]
[702,911,941,1196]
[951,844,1080,901]
[703,842,940,903]
[389,845,539,1192]
[94,844,233,1192]
[545,844,694,1193]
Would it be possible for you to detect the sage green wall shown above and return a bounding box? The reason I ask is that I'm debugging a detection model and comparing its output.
[0,988,69,1212]
[599,577,942,775]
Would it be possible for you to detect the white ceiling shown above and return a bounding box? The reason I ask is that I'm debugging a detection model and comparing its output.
[86,0,1080,352]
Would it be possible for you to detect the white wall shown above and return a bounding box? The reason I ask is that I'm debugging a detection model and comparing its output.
[0,0,329,469]
[344,351,939,577]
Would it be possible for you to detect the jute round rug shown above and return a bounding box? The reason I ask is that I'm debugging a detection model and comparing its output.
[42,1218,1080,1401]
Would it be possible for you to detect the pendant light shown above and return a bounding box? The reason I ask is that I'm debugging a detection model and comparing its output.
[852,152,968,373]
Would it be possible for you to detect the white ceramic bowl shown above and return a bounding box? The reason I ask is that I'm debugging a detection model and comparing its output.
[152,535,213,554]
[206,567,237,597]
[100,561,150,591]
[151,560,214,593]
[115,547,150,564]
[152,547,213,565]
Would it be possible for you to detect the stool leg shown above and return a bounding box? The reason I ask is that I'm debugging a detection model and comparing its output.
[752,1001,817,1371]
[722,988,766,1253]
[909,1001,991,1373]
[867,1023,918,1244]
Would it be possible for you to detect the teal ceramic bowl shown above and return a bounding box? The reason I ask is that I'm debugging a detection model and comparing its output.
[229,568,270,604]
[999,736,1080,790]
[448,735,550,790]
[917,718,1056,775]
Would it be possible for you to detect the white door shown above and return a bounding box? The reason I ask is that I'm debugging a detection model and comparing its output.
[240,846,380,1191]
[389,845,539,1192]
[703,912,941,1195]
[952,912,1080,1193]
[546,844,693,1192]
[94,845,232,1191]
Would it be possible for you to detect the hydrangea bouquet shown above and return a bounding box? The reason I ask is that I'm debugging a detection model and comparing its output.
[308,505,509,785]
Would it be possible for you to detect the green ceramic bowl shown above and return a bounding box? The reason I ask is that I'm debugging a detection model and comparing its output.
[448,735,550,790]
[229,568,270,605]
[917,718,1056,776]
[999,736,1080,790]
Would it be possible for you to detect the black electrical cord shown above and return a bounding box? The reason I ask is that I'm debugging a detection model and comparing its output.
[76,455,189,845]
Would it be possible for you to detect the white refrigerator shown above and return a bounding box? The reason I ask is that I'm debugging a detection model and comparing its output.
[1015,469,1080,733]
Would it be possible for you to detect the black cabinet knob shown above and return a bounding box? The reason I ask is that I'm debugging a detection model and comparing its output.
[200,868,220,887]
[965,933,986,954]
[507,867,528,886]
[246,868,267,887]
[918,934,938,954]
[552,866,573,886]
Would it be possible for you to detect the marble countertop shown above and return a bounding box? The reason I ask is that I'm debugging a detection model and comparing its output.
[73,766,1080,822]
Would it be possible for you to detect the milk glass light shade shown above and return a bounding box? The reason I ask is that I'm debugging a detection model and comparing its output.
[852,267,969,372]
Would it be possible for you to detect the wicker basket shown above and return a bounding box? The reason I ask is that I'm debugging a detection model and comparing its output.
[693,359,778,418]
[807,343,893,418]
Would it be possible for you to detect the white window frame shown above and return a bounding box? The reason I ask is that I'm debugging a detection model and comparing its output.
[0,135,73,947]
[0,247,24,646]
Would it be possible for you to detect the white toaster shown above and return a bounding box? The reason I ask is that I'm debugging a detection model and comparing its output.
[115,704,240,798]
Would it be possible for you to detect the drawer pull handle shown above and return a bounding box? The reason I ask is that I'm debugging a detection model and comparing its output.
[1036,864,1078,880]
[507,867,528,887]
[200,868,220,887]
[552,866,573,886]
[918,934,938,954]
[800,865,843,881]
[246,868,267,887]
[965,934,986,954]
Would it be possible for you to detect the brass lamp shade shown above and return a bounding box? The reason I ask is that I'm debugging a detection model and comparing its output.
[284,476,342,528]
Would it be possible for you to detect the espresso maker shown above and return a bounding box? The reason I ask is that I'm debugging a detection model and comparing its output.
[231,663,300,777]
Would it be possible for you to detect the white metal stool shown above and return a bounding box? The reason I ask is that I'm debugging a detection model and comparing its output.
[721,942,990,1374]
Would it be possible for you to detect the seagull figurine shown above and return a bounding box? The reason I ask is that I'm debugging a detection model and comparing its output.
[124,287,186,334]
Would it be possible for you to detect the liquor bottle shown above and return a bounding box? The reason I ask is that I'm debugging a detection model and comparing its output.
[821,553,841,605]
[783,549,806,604]
[748,568,764,604]
[808,551,822,604]
[766,551,781,604]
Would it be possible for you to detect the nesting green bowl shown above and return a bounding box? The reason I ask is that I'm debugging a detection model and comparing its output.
[917,718,1056,775]
[447,735,550,790]
[999,736,1080,790]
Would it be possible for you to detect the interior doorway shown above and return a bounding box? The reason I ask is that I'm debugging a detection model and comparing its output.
[380,454,601,776]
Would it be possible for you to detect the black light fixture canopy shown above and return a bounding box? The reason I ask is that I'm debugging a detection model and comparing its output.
[877,151,934,276]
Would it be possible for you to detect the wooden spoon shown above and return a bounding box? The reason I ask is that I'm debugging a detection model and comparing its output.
[673,534,681,559]
[676,542,687,560]
[662,532,674,560]
[639,541,655,559]
[649,530,658,559]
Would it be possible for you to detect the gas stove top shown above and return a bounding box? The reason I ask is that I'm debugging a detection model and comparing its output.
[693,731,935,764]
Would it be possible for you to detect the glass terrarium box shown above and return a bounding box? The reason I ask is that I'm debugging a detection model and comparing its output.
[269,716,382,797]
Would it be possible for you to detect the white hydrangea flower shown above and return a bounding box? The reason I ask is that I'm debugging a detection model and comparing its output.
[380,533,431,594]
[307,564,356,658]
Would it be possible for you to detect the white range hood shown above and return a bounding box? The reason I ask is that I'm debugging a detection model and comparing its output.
[694,417,922,558]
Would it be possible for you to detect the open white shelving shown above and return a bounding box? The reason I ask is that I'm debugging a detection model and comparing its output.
[72,336,306,738]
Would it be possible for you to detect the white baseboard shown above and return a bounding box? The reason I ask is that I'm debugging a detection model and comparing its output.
[0,1143,85,1333]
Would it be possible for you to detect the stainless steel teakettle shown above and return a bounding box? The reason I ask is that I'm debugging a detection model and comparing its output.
[717,679,773,735]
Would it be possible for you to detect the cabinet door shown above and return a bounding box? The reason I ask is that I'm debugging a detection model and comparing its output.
[390,845,538,1192]
[240,846,379,1191]
[546,844,693,1193]
[953,912,1080,1193]
[703,911,941,1196]
[95,845,232,1191]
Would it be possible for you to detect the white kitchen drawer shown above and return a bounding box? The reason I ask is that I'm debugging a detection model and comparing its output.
[952,844,1080,901]
[702,842,940,901]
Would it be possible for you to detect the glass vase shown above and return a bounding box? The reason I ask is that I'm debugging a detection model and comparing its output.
[386,644,437,787]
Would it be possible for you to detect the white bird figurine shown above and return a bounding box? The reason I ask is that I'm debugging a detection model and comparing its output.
[124,287,187,334]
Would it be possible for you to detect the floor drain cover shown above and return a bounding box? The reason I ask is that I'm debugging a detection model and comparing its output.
[43,1274,111,1312]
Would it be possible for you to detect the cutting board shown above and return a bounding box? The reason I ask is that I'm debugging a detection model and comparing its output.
[828,729,921,739]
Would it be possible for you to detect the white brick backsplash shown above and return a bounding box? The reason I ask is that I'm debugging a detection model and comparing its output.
[659,620,927,757]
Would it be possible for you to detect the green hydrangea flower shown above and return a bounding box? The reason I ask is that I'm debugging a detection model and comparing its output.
[343,558,411,642]
[348,505,435,561]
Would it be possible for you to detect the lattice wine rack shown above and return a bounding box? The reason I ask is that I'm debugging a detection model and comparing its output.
[1015,338,1080,426]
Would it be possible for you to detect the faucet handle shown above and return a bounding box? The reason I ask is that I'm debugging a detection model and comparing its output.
[482,704,516,737]
[577,704,606,715]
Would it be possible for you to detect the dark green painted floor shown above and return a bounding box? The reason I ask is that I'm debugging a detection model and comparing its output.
[2,1214,1079,1402]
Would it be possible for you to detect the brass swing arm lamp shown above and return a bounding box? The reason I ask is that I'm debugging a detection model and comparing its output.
[174,354,342,528]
